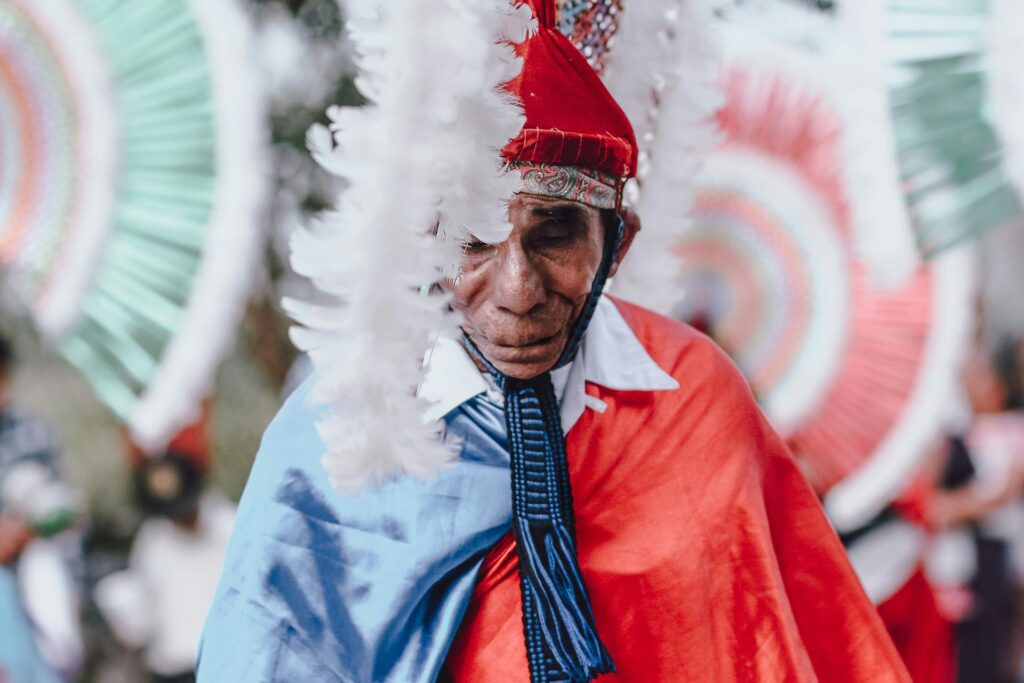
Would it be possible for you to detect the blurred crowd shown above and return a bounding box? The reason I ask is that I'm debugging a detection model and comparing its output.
[0,331,238,683]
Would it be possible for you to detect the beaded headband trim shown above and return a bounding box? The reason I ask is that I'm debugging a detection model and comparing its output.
[510,161,621,210]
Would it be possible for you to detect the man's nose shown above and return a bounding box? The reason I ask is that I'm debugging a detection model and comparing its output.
[494,244,546,315]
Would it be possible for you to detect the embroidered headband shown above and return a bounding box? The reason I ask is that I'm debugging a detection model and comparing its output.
[510,161,621,210]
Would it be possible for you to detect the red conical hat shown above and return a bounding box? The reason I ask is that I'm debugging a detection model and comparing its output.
[503,0,637,180]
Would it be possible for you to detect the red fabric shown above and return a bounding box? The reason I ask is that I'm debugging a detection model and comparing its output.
[890,476,936,530]
[444,299,909,681]
[877,568,956,683]
[502,0,637,179]
[127,403,212,471]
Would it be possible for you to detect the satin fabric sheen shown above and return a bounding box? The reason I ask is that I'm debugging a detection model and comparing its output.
[443,300,911,682]
[197,390,514,682]
[876,567,955,683]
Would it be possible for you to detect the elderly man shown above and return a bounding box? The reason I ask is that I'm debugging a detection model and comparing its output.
[199,1,908,681]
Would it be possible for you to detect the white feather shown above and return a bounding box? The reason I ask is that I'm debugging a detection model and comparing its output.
[291,0,527,494]
[603,0,725,315]
[306,123,350,178]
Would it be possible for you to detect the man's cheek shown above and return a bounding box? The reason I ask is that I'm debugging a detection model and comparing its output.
[565,273,597,303]
[447,275,478,312]
[449,293,484,334]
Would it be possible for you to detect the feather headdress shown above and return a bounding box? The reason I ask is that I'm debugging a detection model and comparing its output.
[601,0,724,315]
[286,0,533,494]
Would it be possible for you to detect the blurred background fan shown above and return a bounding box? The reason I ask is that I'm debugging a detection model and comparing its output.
[674,1,976,530]
[0,0,267,452]
[1,1,359,681]
[840,0,1023,258]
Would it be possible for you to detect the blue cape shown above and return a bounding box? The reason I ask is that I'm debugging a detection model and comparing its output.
[197,380,512,682]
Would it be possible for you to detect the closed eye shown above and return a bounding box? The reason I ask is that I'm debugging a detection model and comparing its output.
[534,226,575,245]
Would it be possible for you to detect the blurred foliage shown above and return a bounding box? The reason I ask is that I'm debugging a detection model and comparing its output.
[238,0,365,403]
[210,337,284,502]
[252,0,344,37]
[253,0,363,212]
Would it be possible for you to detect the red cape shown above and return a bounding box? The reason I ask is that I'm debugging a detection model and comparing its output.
[444,300,909,681]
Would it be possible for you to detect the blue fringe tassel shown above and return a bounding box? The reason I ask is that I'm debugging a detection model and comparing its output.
[513,517,616,680]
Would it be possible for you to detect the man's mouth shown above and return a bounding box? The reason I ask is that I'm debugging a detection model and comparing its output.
[466,328,568,377]
[491,333,558,349]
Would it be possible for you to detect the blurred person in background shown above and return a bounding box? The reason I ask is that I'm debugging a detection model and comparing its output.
[946,337,1024,683]
[841,336,1024,683]
[95,442,235,683]
[0,334,84,682]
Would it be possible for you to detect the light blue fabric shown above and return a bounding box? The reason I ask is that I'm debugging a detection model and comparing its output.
[197,379,514,682]
[0,566,62,683]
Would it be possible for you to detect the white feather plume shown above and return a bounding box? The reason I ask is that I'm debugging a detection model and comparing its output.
[602,0,724,315]
[287,0,529,495]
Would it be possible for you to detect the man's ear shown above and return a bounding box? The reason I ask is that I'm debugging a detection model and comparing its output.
[608,207,641,278]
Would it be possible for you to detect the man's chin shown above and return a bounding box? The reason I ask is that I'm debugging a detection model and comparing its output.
[490,357,559,380]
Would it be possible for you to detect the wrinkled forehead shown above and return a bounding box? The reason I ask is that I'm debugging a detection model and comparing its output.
[509,161,620,210]
[508,193,602,228]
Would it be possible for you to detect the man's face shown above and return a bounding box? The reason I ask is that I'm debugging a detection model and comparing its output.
[450,194,606,380]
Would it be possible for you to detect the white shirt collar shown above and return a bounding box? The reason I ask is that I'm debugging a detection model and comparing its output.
[419,297,679,432]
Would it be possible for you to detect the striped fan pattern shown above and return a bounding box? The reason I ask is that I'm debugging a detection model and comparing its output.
[680,62,930,474]
[0,0,265,450]
[849,0,1021,257]
[677,4,974,529]
[59,0,220,417]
